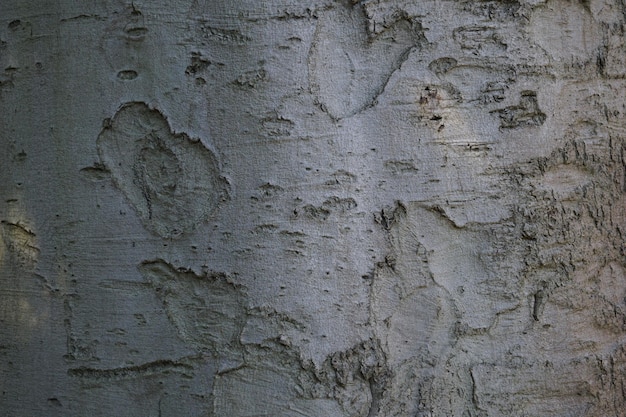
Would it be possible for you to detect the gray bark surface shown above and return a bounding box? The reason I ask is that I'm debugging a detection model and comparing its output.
[1,0,626,416]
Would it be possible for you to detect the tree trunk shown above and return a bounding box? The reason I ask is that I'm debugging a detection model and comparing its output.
[2,0,626,416]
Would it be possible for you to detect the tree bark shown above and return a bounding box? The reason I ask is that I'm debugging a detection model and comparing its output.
[1,0,626,416]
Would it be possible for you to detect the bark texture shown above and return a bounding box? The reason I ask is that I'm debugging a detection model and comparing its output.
[1,0,626,416]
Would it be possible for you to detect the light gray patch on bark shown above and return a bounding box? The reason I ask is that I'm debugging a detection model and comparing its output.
[308,1,426,119]
[97,102,229,238]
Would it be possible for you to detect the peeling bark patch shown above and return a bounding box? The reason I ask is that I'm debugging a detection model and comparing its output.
[480,80,508,104]
[97,102,228,238]
[604,25,626,77]
[325,170,357,186]
[295,197,357,221]
[509,138,626,335]
[0,70,14,89]
[537,164,593,198]
[122,5,148,42]
[471,359,599,415]
[373,201,406,231]
[296,204,330,221]
[47,398,62,407]
[7,20,22,30]
[322,196,357,211]
[68,359,193,381]
[0,36,16,90]
[212,363,349,417]
[327,339,389,416]
[233,68,268,89]
[123,26,148,42]
[184,51,223,79]
[197,24,251,45]
[79,163,110,181]
[462,0,521,20]
[252,182,284,201]
[116,70,138,80]
[453,26,506,53]
[531,288,546,321]
[0,221,39,270]
[308,3,425,119]
[63,296,100,362]
[384,159,419,174]
[138,259,246,356]
[185,52,210,75]
[261,115,293,137]
[368,202,464,415]
[212,338,387,417]
[428,57,458,75]
[492,90,546,129]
